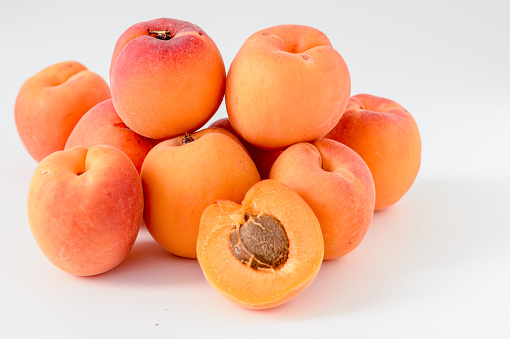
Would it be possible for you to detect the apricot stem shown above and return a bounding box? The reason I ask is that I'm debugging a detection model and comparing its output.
[182,132,195,144]
[148,30,171,40]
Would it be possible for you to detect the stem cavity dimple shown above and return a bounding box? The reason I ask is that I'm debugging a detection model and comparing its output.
[148,30,171,40]
[182,132,195,145]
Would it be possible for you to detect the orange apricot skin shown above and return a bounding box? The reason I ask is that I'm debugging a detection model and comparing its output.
[65,99,152,173]
[225,24,350,150]
[27,145,143,276]
[325,94,421,210]
[209,118,282,179]
[197,180,324,309]
[140,128,261,259]
[14,61,111,162]
[110,18,226,139]
[269,139,375,260]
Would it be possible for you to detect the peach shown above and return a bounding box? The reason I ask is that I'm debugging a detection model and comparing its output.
[225,24,351,150]
[209,117,282,179]
[15,61,111,162]
[110,18,226,139]
[27,145,143,276]
[65,99,152,173]
[140,128,261,258]
[325,94,421,210]
[269,139,375,259]
[197,179,324,309]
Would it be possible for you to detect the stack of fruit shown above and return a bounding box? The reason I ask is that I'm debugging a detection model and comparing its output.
[15,18,421,309]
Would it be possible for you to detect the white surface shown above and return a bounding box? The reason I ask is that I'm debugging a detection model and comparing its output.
[1,0,510,338]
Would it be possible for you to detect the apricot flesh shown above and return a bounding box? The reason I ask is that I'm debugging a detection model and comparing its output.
[197,180,324,309]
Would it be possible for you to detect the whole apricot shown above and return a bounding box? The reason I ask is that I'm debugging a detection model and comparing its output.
[110,18,226,139]
[269,139,375,259]
[15,61,111,162]
[225,24,351,150]
[140,128,260,258]
[27,145,143,276]
[325,94,421,210]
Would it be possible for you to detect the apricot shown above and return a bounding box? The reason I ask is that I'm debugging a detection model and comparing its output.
[27,145,143,276]
[208,118,282,179]
[140,128,261,258]
[15,61,111,162]
[65,99,153,173]
[197,179,324,309]
[325,94,421,210]
[110,18,226,139]
[269,139,375,259]
[225,24,351,150]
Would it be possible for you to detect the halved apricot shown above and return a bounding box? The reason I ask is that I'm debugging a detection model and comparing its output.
[197,179,324,309]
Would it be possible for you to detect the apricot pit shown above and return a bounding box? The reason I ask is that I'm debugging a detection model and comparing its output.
[230,213,289,270]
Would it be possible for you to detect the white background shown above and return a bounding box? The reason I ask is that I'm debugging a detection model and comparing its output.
[1,0,510,338]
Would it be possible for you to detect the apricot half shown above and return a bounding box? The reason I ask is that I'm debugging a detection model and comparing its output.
[197,180,324,309]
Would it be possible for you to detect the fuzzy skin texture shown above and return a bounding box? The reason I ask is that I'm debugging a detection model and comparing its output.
[110,18,226,139]
[225,24,351,150]
[27,145,143,276]
[15,61,111,162]
[325,94,421,210]
[269,139,376,259]
[140,128,260,258]
[65,99,153,173]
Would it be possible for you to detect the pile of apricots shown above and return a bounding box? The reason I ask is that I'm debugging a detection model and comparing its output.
[15,18,421,309]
